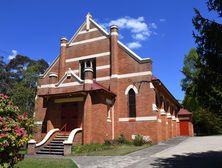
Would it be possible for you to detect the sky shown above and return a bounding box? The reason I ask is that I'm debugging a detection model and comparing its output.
[0,0,211,101]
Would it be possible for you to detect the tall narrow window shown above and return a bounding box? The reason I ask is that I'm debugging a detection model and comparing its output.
[128,89,136,117]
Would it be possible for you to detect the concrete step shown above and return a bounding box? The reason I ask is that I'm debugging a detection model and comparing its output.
[53,138,67,141]
[51,140,65,143]
[36,151,63,155]
[56,135,69,138]
[40,148,64,152]
[36,134,69,156]
[48,143,64,146]
[45,145,64,149]
[50,141,63,144]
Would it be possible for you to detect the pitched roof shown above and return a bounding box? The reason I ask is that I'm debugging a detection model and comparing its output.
[91,81,116,96]
[40,14,152,78]
[178,108,192,115]
[151,76,182,108]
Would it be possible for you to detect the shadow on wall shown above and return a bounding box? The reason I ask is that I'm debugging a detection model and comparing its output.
[151,151,222,168]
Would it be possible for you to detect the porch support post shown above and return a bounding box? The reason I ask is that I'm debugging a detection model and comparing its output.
[27,139,36,155]
[83,93,92,144]
[63,142,72,156]
[33,96,47,142]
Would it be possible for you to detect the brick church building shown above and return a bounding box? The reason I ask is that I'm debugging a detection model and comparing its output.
[30,14,193,154]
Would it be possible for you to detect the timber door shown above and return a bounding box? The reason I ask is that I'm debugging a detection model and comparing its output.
[180,121,189,136]
[61,103,79,132]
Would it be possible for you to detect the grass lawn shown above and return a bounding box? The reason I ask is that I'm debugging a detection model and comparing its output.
[15,158,78,168]
[72,144,151,156]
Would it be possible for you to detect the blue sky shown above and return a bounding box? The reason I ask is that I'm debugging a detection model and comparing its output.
[0,0,210,101]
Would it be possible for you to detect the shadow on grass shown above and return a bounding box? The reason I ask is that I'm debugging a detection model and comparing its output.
[151,151,222,168]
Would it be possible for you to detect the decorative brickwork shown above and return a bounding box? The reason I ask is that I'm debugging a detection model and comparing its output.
[33,14,193,148]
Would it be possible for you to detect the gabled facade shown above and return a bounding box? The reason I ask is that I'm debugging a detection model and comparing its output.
[33,13,192,146]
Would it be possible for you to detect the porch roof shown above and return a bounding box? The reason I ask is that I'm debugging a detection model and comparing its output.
[38,81,116,97]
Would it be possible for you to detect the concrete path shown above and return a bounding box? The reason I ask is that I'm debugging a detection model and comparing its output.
[27,136,222,168]
[72,137,187,168]
[72,136,222,168]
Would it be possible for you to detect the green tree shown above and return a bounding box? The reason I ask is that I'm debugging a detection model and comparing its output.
[181,48,222,135]
[0,56,9,94]
[193,1,222,116]
[4,55,48,116]
[0,94,33,167]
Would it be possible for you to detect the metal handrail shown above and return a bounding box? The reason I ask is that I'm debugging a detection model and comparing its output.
[60,123,67,133]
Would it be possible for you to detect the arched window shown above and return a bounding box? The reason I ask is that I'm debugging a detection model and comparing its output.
[128,89,136,117]
[155,91,161,108]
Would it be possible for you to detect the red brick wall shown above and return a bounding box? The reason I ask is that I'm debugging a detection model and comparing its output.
[34,18,185,145]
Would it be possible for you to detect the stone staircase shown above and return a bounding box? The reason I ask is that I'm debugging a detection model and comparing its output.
[36,134,69,155]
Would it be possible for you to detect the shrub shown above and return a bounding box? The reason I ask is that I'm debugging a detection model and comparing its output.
[133,134,146,146]
[117,134,131,144]
[72,143,113,154]
[0,94,33,167]
[104,139,119,146]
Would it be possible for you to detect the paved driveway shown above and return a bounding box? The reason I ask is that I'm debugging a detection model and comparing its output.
[72,136,222,168]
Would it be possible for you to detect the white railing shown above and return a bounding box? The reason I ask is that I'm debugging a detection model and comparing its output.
[63,128,82,144]
[36,128,59,147]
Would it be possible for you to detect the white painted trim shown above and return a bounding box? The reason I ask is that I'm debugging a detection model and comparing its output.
[96,76,111,81]
[36,128,59,147]
[73,69,79,73]
[160,109,166,115]
[86,13,91,30]
[90,18,151,63]
[118,41,151,63]
[59,82,82,87]
[68,22,86,44]
[84,79,93,84]
[152,104,158,111]
[56,69,84,86]
[118,116,157,122]
[84,68,93,72]
[39,71,151,88]
[42,55,59,78]
[66,52,110,62]
[28,139,36,144]
[111,32,118,36]
[136,116,157,121]
[110,25,118,29]
[38,84,55,88]
[63,128,82,144]
[78,28,98,34]
[49,73,58,78]
[111,71,152,79]
[111,74,118,78]
[125,85,138,95]
[176,117,180,122]
[150,83,154,89]
[61,43,66,47]
[69,36,107,46]
[172,116,176,121]
[167,113,172,119]
[90,18,109,36]
[96,65,110,70]
[34,121,43,125]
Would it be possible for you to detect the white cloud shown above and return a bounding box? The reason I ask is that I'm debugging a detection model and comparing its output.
[8,50,18,60]
[159,18,166,22]
[127,42,142,49]
[101,16,157,49]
